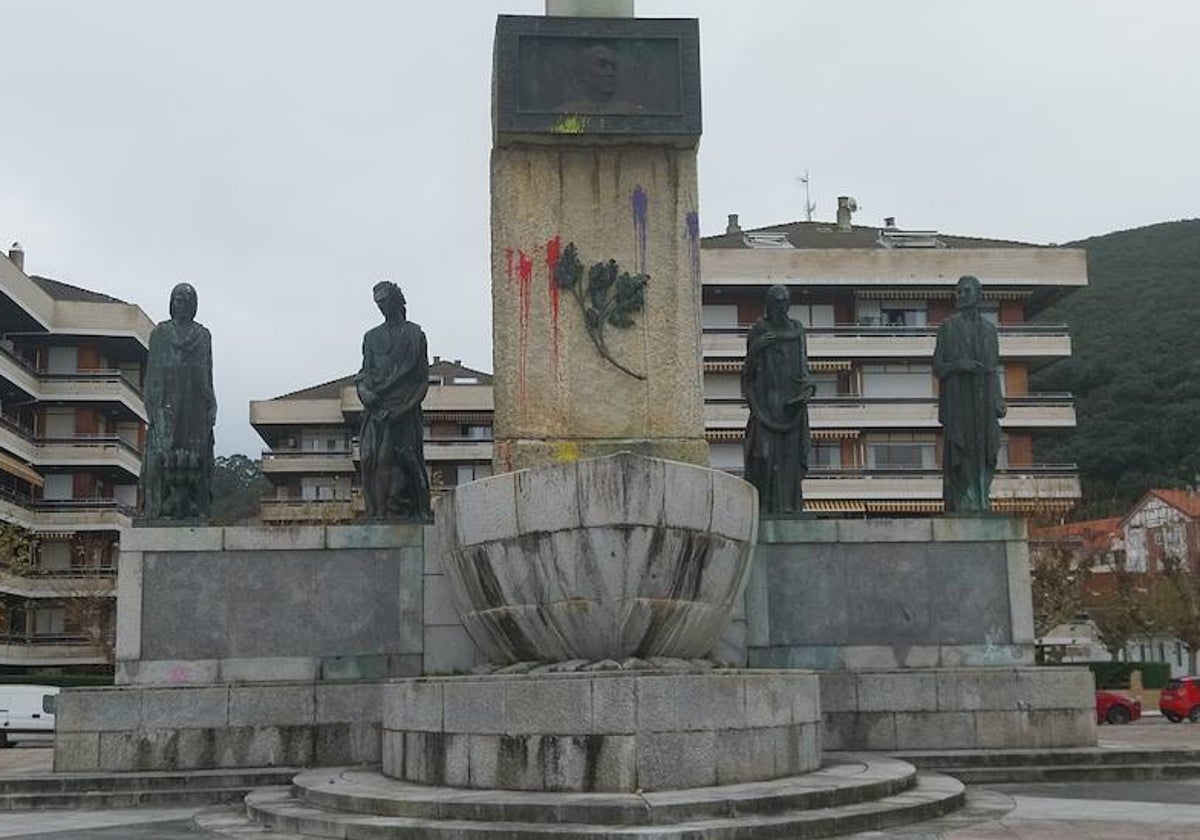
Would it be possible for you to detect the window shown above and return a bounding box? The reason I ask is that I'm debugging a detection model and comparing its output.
[41,694,56,715]
[452,376,479,385]
[861,364,933,398]
[810,373,838,398]
[857,300,927,327]
[42,474,72,501]
[793,303,835,328]
[812,442,842,469]
[38,541,71,572]
[708,443,743,472]
[702,304,739,328]
[703,374,741,399]
[461,425,492,440]
[865,433,936,470]
[456,464,493,484]
[46,346,77,373]
[301,477,336,501]
[32,607,65,637]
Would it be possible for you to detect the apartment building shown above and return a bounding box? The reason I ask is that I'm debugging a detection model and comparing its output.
[250,358,493,523]
[252,208,1085,520]
[0,243,151,670]
[700,206,1085,515]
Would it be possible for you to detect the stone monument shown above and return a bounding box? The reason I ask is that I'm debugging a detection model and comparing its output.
[139,282,216,521]
[934,274,1005,513]
[742,284,814,514]
[356,281,432,520]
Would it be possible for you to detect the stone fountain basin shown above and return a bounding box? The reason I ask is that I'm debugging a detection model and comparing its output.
[433,452,758,665]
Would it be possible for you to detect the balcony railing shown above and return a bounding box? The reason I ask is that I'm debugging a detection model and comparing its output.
[0,484,136,516]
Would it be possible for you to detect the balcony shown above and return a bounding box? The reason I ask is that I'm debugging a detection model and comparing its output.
[39,371,146,422]
[35,436,141,478]
[424,439,494,462]
[0,488,135,532]
[0,635,111,666]
[261,449,355,475]
[0,571,115,599]
[705,394,1077,431]
[702,324,1072,361]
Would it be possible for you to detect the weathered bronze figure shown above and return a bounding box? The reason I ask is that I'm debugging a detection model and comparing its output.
[933,275,1006,513]
[742,284,814,514]
[140,283,216,520]
[356,281,431,520]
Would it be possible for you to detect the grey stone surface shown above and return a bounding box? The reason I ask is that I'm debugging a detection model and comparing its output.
[932,517,1024,542]
[505,678,592,734]
[52,732,100,772]
[55,688,143,733]
[753,528,1017,652]
[115,550,143,662]
[592,676,637,734]
[823,711,897,751]
[758,517,839,544]
[444,680,504,734]
[936,669,1021,711]
[1017,666,1095,709]
[515,461,581,534]
[222,525,325,551]
[228,685,314,727]
[121,526,223,552]
[423,624,482,675]
[1007,539,1037,644]
[837,518,933,543]
[141,547,413,661]
[856,672,939,713]
[454,471,519,546]
[220,657,318,683]
[314,683,381,724]
[712,618,746,667]
[895,711,977,750]
[140,687,228,728]
[326,523,424,549]
[115,659,221,686]
[422,574,460,627]
[637,730,717,790]
[663,460,712,531]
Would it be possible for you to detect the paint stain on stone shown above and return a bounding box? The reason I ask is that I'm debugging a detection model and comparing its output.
[685,211,701,286]
[517,249,534,408]
[632,186,649,274]
[546,235,562,376]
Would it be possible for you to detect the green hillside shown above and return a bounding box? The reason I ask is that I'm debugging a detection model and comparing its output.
[1033,219,1200,517]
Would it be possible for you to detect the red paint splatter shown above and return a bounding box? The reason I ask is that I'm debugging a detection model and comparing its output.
[504,248,515,286]
[517,250,534,406]
[545,236,562,374]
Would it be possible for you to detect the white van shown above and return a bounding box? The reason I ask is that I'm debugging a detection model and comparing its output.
[0,685,58,746]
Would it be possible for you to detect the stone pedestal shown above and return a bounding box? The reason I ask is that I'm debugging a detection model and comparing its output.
[741,516,1035,670]
[382,670,820,792]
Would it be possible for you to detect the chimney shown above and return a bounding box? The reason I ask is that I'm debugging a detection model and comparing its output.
[884,217,896,229]
[8,242,24,273]
[726,213,741,235]
[454,359,462,366]
[433,355,441,363]
[835,197,858,232]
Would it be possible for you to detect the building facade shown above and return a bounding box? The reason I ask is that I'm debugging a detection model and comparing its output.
[0,243,151,670]
[251,359,493,523]
[251,212,1086,520]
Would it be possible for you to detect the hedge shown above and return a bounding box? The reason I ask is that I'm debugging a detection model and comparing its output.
[1086,661,1172,690]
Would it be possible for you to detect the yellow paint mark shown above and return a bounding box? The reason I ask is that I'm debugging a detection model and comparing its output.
[552,441,580,462]
[552,114,587,134]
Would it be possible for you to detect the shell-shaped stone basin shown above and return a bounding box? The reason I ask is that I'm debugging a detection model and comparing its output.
[433,452,759,665]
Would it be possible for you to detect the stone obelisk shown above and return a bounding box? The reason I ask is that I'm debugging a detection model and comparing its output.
[490,2,707,471]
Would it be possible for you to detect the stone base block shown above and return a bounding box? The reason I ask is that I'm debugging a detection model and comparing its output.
[742,516,1036,669]
[116,524,428,683]
[53,681,383,772]
[819,667,1096,750]
[382,670,820,792]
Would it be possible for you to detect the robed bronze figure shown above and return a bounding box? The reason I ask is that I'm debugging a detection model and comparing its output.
[933,275,1006,513]
[140,283,217,520]
[356,281,431,520]
[742,285,815,514]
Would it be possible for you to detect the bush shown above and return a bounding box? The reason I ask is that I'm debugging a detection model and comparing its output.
[1086,661,1172,690]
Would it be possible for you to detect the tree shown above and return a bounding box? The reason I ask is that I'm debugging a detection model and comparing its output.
[1083,557,1151,660]
[210,454,271,525]
[1029,536,1090,639]
[1152,556,1200,674]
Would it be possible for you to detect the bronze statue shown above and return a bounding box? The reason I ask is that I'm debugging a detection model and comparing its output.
[933,275,1006,513]
[356,281,431,520]
[140,282,216,520]
[742,284,814,514]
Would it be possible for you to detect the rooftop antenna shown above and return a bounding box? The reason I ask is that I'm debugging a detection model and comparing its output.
[796,170,816,222]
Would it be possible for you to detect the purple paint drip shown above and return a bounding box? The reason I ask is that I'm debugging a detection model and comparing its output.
[685,211,701,285]
[632,186,649,274]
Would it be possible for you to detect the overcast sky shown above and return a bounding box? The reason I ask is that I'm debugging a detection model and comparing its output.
[1,1,1196,455]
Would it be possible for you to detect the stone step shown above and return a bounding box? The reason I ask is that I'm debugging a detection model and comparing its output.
[292,758,917,825]
[928,762,1200,785]
[894,746,1200,769]
[239,774,965,839]
[0,768,297,811]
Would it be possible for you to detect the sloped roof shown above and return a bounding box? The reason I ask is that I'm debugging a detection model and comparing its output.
[270,359,492,401]
[1147,489,1200,518]
[1032,517,1122,553]
[702,220,1041,251]
[29,274,127,304]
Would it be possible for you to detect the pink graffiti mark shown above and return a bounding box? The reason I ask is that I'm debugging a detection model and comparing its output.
[517,250,534,406]
[166,666,191,684]
[505,248,515,287]
[546,236,562,375]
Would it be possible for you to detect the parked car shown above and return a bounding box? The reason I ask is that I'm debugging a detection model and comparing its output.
[1095,689,1141,724]
[0,685,58,746]
[1159,676,1200,723]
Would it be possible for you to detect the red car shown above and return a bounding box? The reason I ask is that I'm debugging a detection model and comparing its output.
[1159,676,1200,723]
[1095,690,1141,724]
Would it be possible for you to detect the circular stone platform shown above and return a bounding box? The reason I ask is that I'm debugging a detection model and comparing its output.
[382,670,820,792]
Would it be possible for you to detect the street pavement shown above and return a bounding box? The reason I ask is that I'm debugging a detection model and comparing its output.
[0,717,1196,838]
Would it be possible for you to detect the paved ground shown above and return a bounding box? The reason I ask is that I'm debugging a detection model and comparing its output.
[0,717,1197,838]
